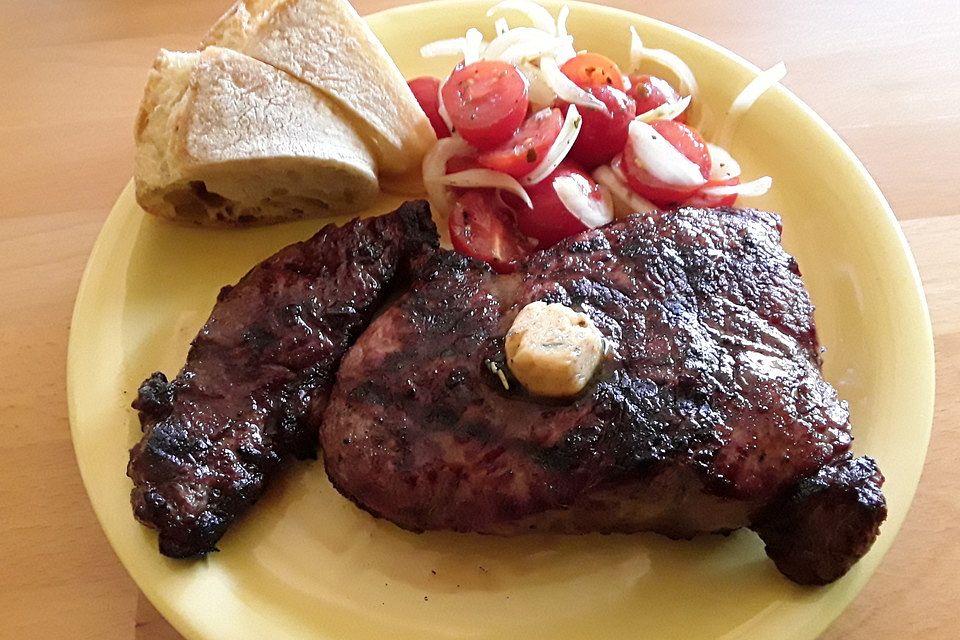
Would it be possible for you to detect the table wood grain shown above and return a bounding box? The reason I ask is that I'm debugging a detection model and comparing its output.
[1,0,957,638]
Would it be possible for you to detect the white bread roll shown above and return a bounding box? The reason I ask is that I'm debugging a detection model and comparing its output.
[134,46,379,225]
[204,0,437,177]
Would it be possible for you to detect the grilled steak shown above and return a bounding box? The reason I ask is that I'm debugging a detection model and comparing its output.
[754,455,887,584]
[128,201,438,557]
[321,205,886,584]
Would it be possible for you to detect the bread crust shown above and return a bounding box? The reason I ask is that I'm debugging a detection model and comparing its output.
[134,46,379,226]
[204,0,437,177]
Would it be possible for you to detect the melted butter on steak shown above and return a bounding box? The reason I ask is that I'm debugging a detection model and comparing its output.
[505,301,606,397]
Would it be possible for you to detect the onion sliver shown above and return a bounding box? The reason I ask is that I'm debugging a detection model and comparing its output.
[422,136,475,215]
[556,4,570,37]
[484,27,560,61]
[628,26,698,98]
[636,95,691,123]
[464,28,486,65]
[436,76,453,132]
[498,35,574,65]
[422,29,487,64]
[714,62,787,148]
[593,165,657,217]
[706,143,741,181]
[554,174,613,228]
[551,41,577,64]
[642,48,698,97]
[539,56,606,111]
[438,169,534,209]
[700,175,772,198]
[626,120,706,188]
[523,104,582,185]
[420,37,468,58]
[519,63,557,107]
[628,25,644,72]
[495,17,510,36]
[487,0,556,35]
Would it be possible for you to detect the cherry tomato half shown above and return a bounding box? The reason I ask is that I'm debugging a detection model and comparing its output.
[514,163,611,248]
[449,190,534,273]
[561,53,626,91]
[559,85,636,169]
[476,108,563,178]
[622,119,711,207]
[441,61,529,150]
[408,76,450,138]
[629,74,687,123]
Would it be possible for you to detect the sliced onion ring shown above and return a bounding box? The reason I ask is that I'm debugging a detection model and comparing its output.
[421,29,487,64]
[556,4,570,37]
[628,25,644,72]
[495,17,510,36]
[629,26,699,98]
[607,158,629,183]
[464,28,486,65]
[438,169,534,209]
[420,37,468,58]
[635,94,691,123]
[706,143,741,181]
[487,0,556,35]
[714,62,787,148]
[519,63,557,107]
[551,40,577,64]
[554,173,613,228]
[422,136,475,215]
[523,104,582,185]
[593,164,657,217]
[626,120,706,188]
[436,75,453,132]
[699,175,772,198]
[484,27,560,61]
[539,55,606,111]
[497,34,574,65]
[484,27,547,59]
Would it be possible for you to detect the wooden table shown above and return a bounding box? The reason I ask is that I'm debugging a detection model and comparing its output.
[2,0,957,637]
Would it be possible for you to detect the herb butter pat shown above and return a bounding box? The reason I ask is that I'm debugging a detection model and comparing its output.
[505,302,604,397]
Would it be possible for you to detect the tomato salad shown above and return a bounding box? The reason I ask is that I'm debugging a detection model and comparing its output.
[411,1,784,273]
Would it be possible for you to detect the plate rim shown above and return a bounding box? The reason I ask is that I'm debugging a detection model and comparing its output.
[67,1,936,638]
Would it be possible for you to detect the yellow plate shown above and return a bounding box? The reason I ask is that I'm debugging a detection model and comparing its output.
[68,1,935,638]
